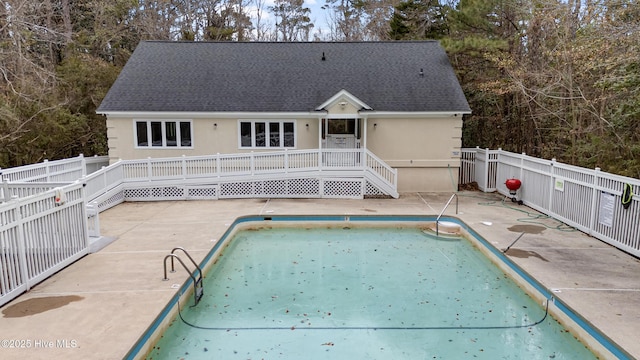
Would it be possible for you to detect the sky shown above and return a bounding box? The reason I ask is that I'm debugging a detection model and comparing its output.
[306,0,333,37]
[306,0,331,28]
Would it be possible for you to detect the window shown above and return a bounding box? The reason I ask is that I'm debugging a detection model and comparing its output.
[135,120,192,148]
[239,120,295,148]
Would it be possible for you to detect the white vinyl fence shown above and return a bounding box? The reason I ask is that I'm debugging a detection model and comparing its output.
[461,148,640,258]
[0,147,401,307]
[2,146,638,307]
[0,155,108,184]
[83,149,398,214]
[0,155,108,306]
[0,183,88,306]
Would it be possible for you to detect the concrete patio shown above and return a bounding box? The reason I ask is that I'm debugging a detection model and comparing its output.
[0,192,639,359]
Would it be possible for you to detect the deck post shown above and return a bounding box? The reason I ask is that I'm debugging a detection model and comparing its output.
[250,151,255,175]
[284,149,289,173]
[44,159,50,182]
[216,153,221,177]
[80,154,87,177]
[182,155,187,179]
[147,157,152,181]
[588,167,601,236]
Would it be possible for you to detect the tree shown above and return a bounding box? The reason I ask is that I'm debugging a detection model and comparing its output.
[71,0,139,65]
[323,0,367,40]
[1,0,639,177]
[0,0,124,166]
[202,0,254,40]
[270,0,314,41]
[449,0,640,177]
[442,0,529,153]
[250,0,272,40]
[389,0,449,40]
[321,0,400,40]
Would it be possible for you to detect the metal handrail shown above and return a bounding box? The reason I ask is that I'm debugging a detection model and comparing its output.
[163,253,204,306]
[170,247,203,280]
[163,254,194,282]
[436,193,458,236]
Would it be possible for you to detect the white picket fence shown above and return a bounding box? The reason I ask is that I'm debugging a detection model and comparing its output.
[460,147,640,258]
[83,149,398,213]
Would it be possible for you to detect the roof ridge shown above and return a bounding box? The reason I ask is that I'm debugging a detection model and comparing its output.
[140,40,441,44]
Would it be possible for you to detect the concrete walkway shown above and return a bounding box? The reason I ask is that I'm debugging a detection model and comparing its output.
[0,193,639,359]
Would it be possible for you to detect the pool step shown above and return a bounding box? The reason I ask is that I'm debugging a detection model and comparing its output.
[435,221,461,234]
[422,221,462,238]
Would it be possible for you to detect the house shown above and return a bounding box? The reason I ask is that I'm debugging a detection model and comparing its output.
[97,41,471,193]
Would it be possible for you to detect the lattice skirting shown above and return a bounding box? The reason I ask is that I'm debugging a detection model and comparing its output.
[187,185,218,199]
[365,180,386,197]
[123,185,219,200]
[322,179,362,198]
[117,177,385,201]
[124,186,185,201]
[219,178,321,198]
[96,189,125,212]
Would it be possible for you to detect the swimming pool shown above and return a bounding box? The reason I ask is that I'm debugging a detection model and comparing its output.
[127,215,628,359]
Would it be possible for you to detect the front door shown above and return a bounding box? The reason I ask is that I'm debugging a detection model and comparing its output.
[323,118,360,148]
[322,118,361,166]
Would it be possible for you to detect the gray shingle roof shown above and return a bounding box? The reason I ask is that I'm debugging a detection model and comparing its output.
[97,41,471,113]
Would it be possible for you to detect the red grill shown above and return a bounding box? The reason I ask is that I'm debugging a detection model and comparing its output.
[505,178,523,205]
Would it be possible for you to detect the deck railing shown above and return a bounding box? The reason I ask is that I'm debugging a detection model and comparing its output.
[85,149,394,214]
[114,149,389,180]
[1,181,72,201]
[460,147,640,258]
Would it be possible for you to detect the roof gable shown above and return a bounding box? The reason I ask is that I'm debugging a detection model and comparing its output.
[98,41,471,114]
[316,89,372,112]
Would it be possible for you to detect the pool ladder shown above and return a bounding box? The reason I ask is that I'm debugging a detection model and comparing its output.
[163,247,204,306]
[435,193,458,236]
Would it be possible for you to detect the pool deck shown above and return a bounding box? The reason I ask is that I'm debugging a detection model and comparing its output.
[1,192,639,360]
